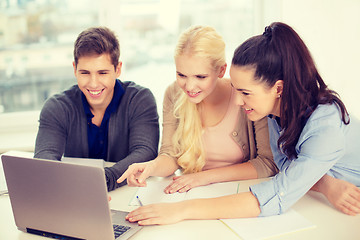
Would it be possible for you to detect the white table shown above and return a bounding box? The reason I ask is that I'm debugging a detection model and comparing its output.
[1,153,360,240]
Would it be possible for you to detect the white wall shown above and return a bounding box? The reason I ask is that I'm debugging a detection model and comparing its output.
[261,0,360,119]
[2,1,359,153]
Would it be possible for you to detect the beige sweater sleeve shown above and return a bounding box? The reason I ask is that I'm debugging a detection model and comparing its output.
[231,108,278,178]
[247,116,278,178]
[158,82,180,158]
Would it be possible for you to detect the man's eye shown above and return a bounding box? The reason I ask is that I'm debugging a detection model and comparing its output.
[80,72,89,74]
[242,92,250,96]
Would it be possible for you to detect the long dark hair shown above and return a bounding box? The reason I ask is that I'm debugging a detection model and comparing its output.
[232,22,349,159]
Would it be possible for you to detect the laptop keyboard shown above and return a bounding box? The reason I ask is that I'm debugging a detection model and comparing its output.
[113,224,131,238]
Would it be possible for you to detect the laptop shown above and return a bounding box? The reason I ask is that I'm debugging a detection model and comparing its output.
[1,155,143,240]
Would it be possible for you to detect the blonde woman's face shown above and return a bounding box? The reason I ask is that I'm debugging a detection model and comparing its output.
[175,54,222,104]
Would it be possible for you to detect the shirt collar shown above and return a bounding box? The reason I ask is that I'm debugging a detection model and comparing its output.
[107,80,124,114]
[268,114,281,128]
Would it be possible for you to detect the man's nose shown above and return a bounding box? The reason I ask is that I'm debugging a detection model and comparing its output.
[89,74,98,87]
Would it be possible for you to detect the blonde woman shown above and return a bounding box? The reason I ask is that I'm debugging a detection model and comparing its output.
[117,25,277,194]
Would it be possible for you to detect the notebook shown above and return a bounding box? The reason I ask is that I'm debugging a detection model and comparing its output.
[1,155,143,240]
[221,209,316,240]
[129,179,239,206]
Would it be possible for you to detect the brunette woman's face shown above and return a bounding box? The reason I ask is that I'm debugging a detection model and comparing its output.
[230,65,282,121]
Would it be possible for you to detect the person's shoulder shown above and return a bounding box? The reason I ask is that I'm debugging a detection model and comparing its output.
[121,80,153,96]
[121,80,147,91]
[120,80,157,107]
[310,104,341,121]
[164,81,181,97]
[40,85,82,120]
[306,103,343,130]
[44,85,81,107]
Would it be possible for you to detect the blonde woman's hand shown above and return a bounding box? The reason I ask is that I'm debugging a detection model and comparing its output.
[164,172,209,194]
[117,161,156,187]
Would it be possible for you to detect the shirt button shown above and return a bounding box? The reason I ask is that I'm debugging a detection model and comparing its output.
[280,192,284,197]
[232,131,238,137]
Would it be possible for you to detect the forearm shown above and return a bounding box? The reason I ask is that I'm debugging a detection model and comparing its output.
[181,192,261,220]
[311,174,331,194]
[150,154,179,177]
[198,162,258,185]
[34,127,66,160]
[127,187,261,225]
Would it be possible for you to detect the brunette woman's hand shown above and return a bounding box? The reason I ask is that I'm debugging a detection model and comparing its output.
[126,202,186,225]
[313,174,360,215]
[326,177,360,215]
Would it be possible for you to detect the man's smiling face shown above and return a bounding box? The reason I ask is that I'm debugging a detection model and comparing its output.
[74,53,121,112]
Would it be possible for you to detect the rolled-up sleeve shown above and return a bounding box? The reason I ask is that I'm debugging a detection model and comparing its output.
[251,106,346,216]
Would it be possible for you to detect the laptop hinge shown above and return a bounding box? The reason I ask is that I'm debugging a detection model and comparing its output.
[26,228,85,240]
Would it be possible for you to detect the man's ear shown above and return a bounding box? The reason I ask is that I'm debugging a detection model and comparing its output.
[116,61,122,78]
[72,61,76,75]
[218,63,227,78]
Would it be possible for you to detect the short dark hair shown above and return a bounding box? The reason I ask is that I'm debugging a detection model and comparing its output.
[232,22,349,159]
[73,27,120,69]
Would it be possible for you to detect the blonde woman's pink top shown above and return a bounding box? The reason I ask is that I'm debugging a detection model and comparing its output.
[202,88,245,170]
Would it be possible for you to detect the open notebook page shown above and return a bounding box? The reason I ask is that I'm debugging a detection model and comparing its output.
[221,209,315,240]
[129,178,239,206]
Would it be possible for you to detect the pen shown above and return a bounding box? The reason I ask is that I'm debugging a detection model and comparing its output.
[136,196,143,206]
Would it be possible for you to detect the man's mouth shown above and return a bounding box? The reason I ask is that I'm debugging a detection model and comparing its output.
[88,88,104,97]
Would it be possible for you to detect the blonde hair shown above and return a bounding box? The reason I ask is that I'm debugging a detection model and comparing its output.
[172,25,226,173]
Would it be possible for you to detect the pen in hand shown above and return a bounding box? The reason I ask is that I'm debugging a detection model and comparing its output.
[136,196,144,206]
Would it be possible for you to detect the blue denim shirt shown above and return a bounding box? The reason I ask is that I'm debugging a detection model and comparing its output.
[250,104,360,217]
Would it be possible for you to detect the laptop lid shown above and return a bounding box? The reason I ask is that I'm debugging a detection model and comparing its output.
[1,155,140,240]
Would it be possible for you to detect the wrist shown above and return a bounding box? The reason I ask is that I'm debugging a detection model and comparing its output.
[179,200,194,220]
[197,171,213,185]
[314,174,332,195]
[147,160,157,176]
[152,155,179,177]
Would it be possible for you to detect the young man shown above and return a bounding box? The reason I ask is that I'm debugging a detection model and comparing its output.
[34,27,159,191]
